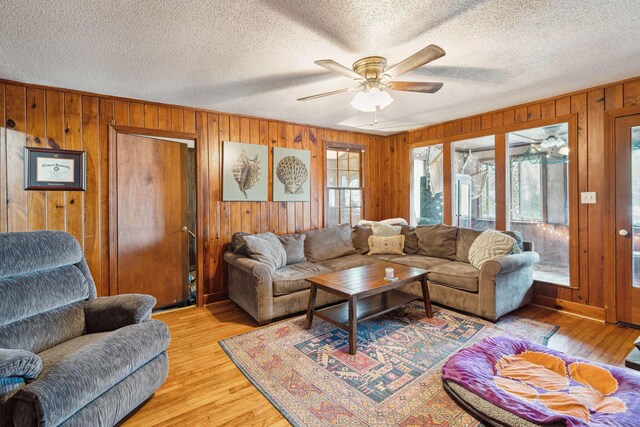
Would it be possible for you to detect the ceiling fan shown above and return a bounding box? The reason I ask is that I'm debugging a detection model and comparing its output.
[297,44,446,113]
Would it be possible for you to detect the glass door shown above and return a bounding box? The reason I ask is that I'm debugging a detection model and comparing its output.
[615,114,640,326]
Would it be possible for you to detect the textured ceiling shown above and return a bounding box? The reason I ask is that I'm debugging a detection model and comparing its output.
[1,0,639,135]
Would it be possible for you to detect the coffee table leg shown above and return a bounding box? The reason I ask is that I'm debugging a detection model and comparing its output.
[348,297,357,355]
[305,284,318,329]
[421,275,433,318]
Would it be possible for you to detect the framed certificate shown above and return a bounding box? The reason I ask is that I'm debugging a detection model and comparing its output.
[24,147,86,191]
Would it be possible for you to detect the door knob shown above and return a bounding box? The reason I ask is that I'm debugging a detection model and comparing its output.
[619,229,629,236]
[181,226,188,232]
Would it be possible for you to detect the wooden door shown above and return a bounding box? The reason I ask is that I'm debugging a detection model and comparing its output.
[113,133,189,308]
[615,114,640,326]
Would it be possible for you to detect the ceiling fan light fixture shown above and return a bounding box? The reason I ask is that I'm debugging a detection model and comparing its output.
[350,87,394,112]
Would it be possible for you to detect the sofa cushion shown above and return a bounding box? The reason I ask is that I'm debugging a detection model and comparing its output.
[468,230,519,269]
[368,254,398,262]
[231,232,251,256]
[456,228,483,263]
[389,255,450,270]
[277,234,307,265]
[428,262,480,293]
[372,222,401,236]
[401,225,419,254]
[303,224,356,262]
[243,233,287,273]
[352,225,372,254]
[271,262,332,296]
[415,224,458,260]
[317,254,381,271]
[368,235,405,255]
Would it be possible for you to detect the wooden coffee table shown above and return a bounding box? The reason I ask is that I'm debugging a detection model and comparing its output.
[304,262,431,355]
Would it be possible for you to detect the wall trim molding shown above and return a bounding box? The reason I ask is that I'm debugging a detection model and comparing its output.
[532,295,606,322]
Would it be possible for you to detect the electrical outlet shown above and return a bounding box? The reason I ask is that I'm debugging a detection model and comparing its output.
[581,192,596,204]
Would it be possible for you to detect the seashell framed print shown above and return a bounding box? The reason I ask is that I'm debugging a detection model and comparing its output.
[223,141,268,201]
[273,147,311,202]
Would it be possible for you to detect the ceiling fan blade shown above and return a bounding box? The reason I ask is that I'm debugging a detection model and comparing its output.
[384,44,446,79]
[387,81,444,93]
[297,88,354,101]
[314,60,363,80]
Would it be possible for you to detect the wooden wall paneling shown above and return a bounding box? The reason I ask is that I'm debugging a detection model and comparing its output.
[316,128,326,228]
[249,118,261,234]
[129,102,144,127]
[158,106,171,131]
[45,90,66,231]
[285,124,296,233]
[494,133,507,230]
[302,126,311,230]
[309,127,319,229]
[114,100,130,126]
[515,106,528,123]
[293,124,304,233]
[556,97,571,116]
[63,93,84,247]
[218,114,231,297]
[605,85,624,111]
[183,110,196,134]
[227,116,242,235]
[541,100,556,119]
[471,116,482,132]
[571,93,590,305]
[623,81,640,106]
[527,104,541,121]
[144,104,158,129]
[395,133,406,218]
[26,88,47,231]
[586,90,605,307]
[481,114,492,130]
[238,117,251,234]
[195,112,210,302]
[258,120,270,233]
[503,109,515,126]
[82,96,101,295]
[206,113,220,295]
[171,107,184,132]
[5,85,27,232]
[0,85,6,232]
[99,98,114,296]
[266,122,279,233]
[491,112,503,128]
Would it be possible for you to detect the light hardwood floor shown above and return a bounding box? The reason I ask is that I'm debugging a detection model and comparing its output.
[122,301,640,426]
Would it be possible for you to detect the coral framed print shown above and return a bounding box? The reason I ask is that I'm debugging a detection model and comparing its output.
[24,147,86,191]
[273,147,310,202]
[222,141,268,201]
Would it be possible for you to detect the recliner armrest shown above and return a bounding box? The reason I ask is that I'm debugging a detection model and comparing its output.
[84,294,156,333]
[0,348,42,380]
[481,252,540,275]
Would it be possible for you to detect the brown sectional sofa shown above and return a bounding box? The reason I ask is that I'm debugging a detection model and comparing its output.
[225,224,539,325]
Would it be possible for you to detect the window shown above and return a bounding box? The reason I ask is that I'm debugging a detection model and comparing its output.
[508,123,570,286]
[325,146,363,226]
[452,136,496,231]
[411,145,444,225]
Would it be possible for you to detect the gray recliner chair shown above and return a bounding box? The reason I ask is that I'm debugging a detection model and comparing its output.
[0,231,170,426]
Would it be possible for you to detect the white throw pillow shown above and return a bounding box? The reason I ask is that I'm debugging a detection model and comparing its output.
[468,230,519,269]
[368,235,405,255]
[372,222,402,237]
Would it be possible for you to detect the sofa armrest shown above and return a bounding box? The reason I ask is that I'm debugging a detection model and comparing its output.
[224,251,274,325]
[84,294,156,333]
[0,349,42,380]
[481,252,540,275]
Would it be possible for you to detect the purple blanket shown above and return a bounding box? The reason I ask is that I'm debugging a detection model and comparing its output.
[442,336,640,426]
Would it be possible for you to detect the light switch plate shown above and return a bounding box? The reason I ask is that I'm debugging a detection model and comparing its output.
[581,192,596,204]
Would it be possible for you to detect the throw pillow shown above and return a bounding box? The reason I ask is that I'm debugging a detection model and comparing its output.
[468,230,519,269]
[231,232,251,256]
[243,233,287,273]
[302,224,356,262]
[368,235,405,255]
[401,225,419,254]
[0,348,42,403]
[415,224,458,260]
[277,234,307,265]
[352,225,373,254]
[372,222,402,236]
[501,230,525,252]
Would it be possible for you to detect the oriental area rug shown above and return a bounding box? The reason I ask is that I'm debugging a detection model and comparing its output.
[220,303,558,426]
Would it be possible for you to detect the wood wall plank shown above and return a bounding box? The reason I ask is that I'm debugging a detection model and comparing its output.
[26,88,47,231]
[0,85,6,232]
[64,93,83,247]
[5,85,27,231]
